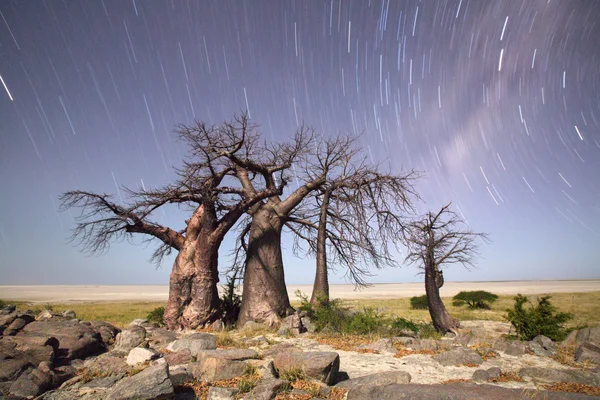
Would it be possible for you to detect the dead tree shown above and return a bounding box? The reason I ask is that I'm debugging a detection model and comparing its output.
[60,114,282,330]
[404,204,488,333]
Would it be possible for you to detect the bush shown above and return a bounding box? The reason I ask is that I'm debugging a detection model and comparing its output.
[146,307,165,326]
[506,294,573,341]
[410,295,429,310]
[452,291,499,309]
[221,275,241,326]
[391,317,420,334]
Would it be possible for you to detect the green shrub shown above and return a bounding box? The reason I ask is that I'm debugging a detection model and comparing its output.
[418,323,442,339]
[146,307,165,326]
[506,294,573,341]
[410,295,429,310]
[452,291,499,309]
[391,317,420,334]
[221,275,241,326]
[0,299,5,308]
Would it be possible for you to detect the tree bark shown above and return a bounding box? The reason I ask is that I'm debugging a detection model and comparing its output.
[310,190,331,306]
[163,204,221,330]
[425,263,459,333]
[238,205,293,326]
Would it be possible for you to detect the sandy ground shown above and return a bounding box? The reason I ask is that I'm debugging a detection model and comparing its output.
[0,280,599,303]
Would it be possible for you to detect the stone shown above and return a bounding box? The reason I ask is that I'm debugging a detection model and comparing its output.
[196,348,259,361]
[164,349,192,366]
[493,339,529,356]
[487,367,502,379]
[242,321,264,331]
[168,364,194,386]
[262,342,297,358]
[335,371,411,389]
[129,319,149,328]
[105,363,174,400]
[357,338,395,354]
[1,305,16,315]
[208,386,239,400]
[211,319,225,332]
[432,347,483,366]
[0,312,18,328]
[166,332,217,358]
[472,369,490,382]
[126,347,160,366]
[62,310,77,319]
[37,310,55,320]
[247,359,277,379]
[147,327,178,349]
[519,367,600,386]
[273,350,340,385]
[572,326,600,348]
[574,343,600,364]
[529,335,556,357]
[190,357,247,382]
[243,378,287,400]
[114,325,147,353]
[83,353,129,377]
[4,314,35,335]
[0,357,32,382]
[89,321,120,345]
[9,363,56,398]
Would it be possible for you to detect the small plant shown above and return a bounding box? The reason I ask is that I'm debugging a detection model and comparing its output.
[243,363,258,376]
[220,274,241,326]
[0,299,6,308]
[452,291,498,309]
[409,295,429,310]
[418,323,442,339]
[146,306,165,326]
[391,317,420,334]
[279,366,308,382]
[237,375,259,393]
[506,294,573,341]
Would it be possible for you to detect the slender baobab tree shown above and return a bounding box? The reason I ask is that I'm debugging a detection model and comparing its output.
[404,204,488,333]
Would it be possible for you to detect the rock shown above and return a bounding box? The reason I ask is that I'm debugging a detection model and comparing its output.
[242,321,264,331]
[9,362,56,398]
[4,314,35,335]
[357,338,395,354]
[432,347,483,366]
[392,337,415,346]
[277,326,290,336]
[211,319,225,332]
[412,339,443,352]
[273,350,340,385]
[487,367,502,379]
[126,347,160,366]
[190,357,247,382]
[243,378,287,400]
[519,367,600,386]
[37,310,55,320]
[83,353,129,377]
[335,371,411,389]
[247,359,277,379]
[570,326,600,348]
[1,305,16,315]
[196,348,259,361]
[245,335,270,346]
[80,374,123,390]
[262,342,297,358]
[208,386,239,400]
[147,327,178,349]
[168,364,193,386]
[164,349,192,366]
[62,310,77,319]
[346,382,594,400]
[574,343,600,364]
[472,369,490,382]
[114,325,146,354]
[105,363,174,400]
[493,339,529,356]
[0,312,18,328]
[302,317,316,333]
[529,335,556,357]
[166,332,217,358]
[89,321,120,345]
[22,344,56,365]
[129,319,149,328]
[0,357,32,382]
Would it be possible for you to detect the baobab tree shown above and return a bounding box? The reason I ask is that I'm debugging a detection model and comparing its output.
[404,204,488,333]
[60,114,283,330]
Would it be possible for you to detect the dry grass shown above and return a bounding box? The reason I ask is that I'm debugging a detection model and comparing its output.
[543,382,600,396]
[488,371,525,383]
[313,334,374,351]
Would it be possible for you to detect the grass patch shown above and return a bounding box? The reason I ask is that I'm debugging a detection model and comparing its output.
[543,382,600,396]
[279,366,308,382]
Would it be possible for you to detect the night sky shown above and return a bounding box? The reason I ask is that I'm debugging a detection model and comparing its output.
[1,0,599,286]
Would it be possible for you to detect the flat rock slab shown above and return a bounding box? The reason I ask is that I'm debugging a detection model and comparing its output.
[166,332,217,358]
[347,383,598,400]
[190,357,247,382]
[273,350,339,385]
[519,367,600,386]
[432,347,483,366]
[196,348,259,361]
[104,363,174,400]
[335,370,411,389]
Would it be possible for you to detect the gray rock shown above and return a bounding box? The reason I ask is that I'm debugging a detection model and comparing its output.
[357,338,395,354]
[574,342,600,364]
[9,362,56,398]
[494,339,529,356]
[529,335,556,357]
[472,369,490,382]
[208,386,239,400]
[105,363,174,400]
[247,359,277,379]
[335,371,411,389]
[519,367,600,386]
[243,378,287,400]
[1,305,16,315]
[487,367,502,379]
[83,353,129,377]
[168,364,194,386]
[166,332,217,358]
[37,310,54,320]
[190,357,247,382]
[0,312,18,327]
[277,326,290,336]
[114,325,147,353]
[196,348,259,361]
[211,319,225,333]
[129,319,149,328]
[571,326,600,348]
[273,350,340,385]
[346,382,595,400]
[164,349,192,366]
[4,314,35,335]
[62,310,77,319]
[89,321,120,345]
[126,347,160,366]
[147,327,178,348]
[80,374,123,390]
[0,357,32,382]
[432,347,483,366]
[242,321,264,331]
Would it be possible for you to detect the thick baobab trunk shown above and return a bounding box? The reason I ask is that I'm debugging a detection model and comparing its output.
[425,263,459,333]
[238,206,293,326]
[164,206,221,331]
[310,191,331,306]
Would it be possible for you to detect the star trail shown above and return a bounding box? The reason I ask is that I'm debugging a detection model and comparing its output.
[0,0,599,285]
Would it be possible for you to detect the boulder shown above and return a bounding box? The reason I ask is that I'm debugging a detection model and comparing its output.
[4,314,35,335]
[62,310,77,319]
[493,339,529,356]
[0,312,18,328]
[209,386,239,400]
[472,369,490,382]
[83,353,129,377]
[574,343,600,364]
[128,319,149,328]
[357,338,395,354]
[273,350,340,385]
[190,357,247,382]
[164,349,192,366]
[335,371,411,390]
[211,319,225,333]
[196,348,259,361]
[36,310,54,320]
[9,361,56,398]
[1,305,16,315]
[569,326,600,348]
[89,321,120,345]
[104,363,174,400]
[147,327,178,349]
[166,332,217,358]
[529,335,556,357]
[113,325,147,353]
[247,359,277,379]
[168,364,194,386]
[486,367,502,379]
[0,357,32,382]
[519,367,600,386]
[242,378,287,400]
[126,347,160,366]
[432,347,483,366]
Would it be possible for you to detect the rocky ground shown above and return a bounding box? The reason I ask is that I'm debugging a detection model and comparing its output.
[1,305,600,399]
